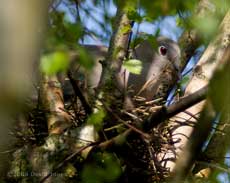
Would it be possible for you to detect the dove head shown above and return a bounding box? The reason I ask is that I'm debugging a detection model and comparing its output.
[157,36,181,71]
[157,36,181,72]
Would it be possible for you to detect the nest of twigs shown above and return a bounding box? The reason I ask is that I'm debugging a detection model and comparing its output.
[9,78,177,183]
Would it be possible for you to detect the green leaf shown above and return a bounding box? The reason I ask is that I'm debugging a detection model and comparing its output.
[120,24,131,34]
[40,51,70,75]
[123,59,142,74]
[126,6,142,23]
[82,152,121,183]
[154,27,161,37]
[63,21,84,41]
[87,109,106,131]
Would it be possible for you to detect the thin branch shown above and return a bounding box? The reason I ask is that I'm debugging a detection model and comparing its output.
[102,101,150,139]
[98,2,132,89]
[67,70,92,115]
[125,20,135,59]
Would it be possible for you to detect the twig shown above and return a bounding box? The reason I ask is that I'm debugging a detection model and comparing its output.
[125,21,135,59]
[104,123,125,132]
[67,70,92,115]
[101,101,150,139]
[145,97,164,105]
[183,110,199,121]
[123,111,142,122]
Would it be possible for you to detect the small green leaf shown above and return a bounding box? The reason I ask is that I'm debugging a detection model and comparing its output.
[126,7,142,23]
[123,59,142,75]
[64,22,84,41]
[87,109,106,131]
[154,28,161,37]
[40,51,69,75]
[131,37,145,48]
[120,24,131,34]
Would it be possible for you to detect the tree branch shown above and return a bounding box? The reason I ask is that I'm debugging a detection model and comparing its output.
[192,46,230,178]
[40,75,72,134]
[156,9,230,175]
[98,2,132,89]
[172,11,230,179]
[178,0,218,70]
[67,70,92,115]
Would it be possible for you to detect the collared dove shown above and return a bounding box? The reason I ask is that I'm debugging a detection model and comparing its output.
[66,36,181,101]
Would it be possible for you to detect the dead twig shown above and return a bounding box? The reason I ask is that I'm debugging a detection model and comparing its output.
[67,70,92,115]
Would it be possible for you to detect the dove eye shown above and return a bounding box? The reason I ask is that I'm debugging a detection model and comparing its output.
[159,46,167,56]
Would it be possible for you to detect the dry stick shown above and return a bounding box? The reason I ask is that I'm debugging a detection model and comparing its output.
[98,85,208,150]
[101,101,150,139]
[67,70,92,115]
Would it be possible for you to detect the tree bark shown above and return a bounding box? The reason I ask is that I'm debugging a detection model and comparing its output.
[156,10,230,175]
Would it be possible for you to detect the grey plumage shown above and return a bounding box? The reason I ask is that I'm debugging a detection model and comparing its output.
[127,37,181,100]
[67,37,181,101]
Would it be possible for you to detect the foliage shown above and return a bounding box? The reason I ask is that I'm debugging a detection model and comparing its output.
[87,109,106,131]
[5,0,230,183]
[40,51,70,75]
[123,59,142,74]
[82,152,121,183]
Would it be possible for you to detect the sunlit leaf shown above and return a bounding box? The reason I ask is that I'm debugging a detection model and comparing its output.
[40,51,70,75]
[125,6,142,23]
[123,59,142,75]
[87,109,106,131]
[120,24,132,34]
